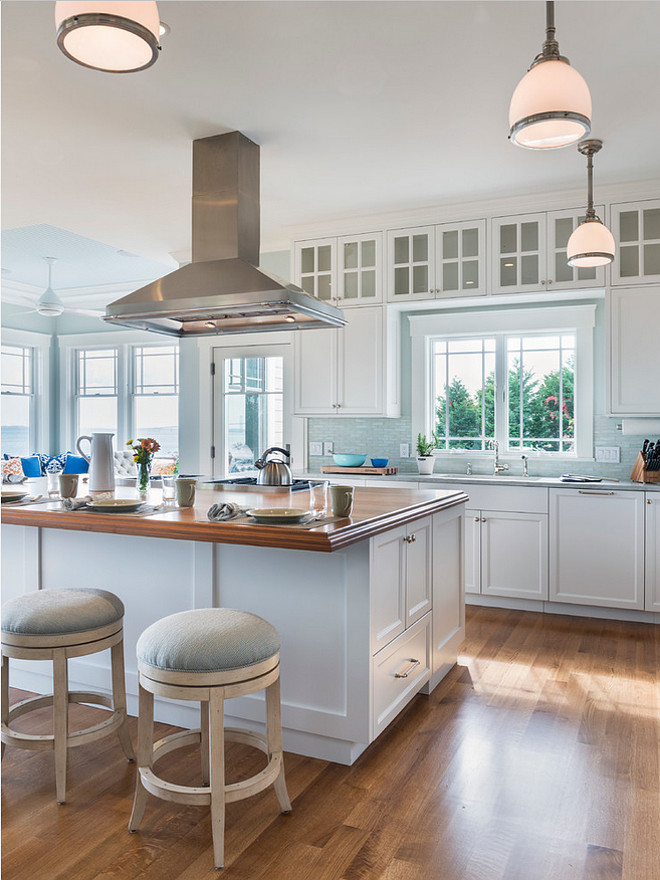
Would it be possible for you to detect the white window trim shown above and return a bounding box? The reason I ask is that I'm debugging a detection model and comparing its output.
[409,305,595,460]
[1,327,51,454]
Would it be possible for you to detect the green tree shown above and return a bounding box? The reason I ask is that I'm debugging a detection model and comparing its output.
[435,377,482,449]
[508,359,539,445]
[527,360,575,450]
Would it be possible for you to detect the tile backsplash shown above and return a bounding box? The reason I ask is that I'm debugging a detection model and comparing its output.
[307,414,651,481]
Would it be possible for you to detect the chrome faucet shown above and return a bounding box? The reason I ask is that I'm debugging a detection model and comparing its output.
[488,440,509,475]
[521,454,529,477]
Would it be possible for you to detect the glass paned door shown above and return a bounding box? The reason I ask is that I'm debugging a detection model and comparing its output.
[215,345,290,476]
[387,226,435,301]
[435,220,486,297]
[337,233,382,303]
[295,238,336,301]
[492,214,546,293]
[547,208,605,289]
[611,200,660,285]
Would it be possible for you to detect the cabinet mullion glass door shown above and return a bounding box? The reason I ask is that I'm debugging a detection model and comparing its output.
[294,238,336,302]
[387,226,435,301]
[337,233,382,304]
[611,200,660,285]
[435,220,486,297]
[547,207,606,289]
[492,214,546,294]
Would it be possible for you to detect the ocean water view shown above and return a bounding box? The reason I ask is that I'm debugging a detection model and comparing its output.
[1,425,179,460]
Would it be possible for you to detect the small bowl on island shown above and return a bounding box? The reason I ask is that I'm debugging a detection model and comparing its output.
[333,453,367,468]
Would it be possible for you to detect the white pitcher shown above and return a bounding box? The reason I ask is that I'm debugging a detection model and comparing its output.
[76,432,115,494]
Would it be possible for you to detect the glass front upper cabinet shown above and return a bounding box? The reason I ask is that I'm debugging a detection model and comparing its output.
[546,207,606,289]
[492,214,546,294]
[294,238,336,302]
[610,200,660,285]
[386,226,435,301]
[337,232,383,304]
[434,220,487,297]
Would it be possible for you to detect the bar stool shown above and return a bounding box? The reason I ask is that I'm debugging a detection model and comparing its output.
[1,587,135,803]
[128,608,292,870]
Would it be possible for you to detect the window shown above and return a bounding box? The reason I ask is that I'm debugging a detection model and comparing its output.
[76,348,119,438]
[410,305,595,459]
[132,346,179,457]
[221,354,284,473]
[432,334,576,453]
[1,345,34,456]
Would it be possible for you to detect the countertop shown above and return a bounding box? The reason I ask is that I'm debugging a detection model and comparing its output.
[1,486,468,553]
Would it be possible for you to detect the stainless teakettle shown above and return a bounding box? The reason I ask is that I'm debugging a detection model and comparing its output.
[254,447,292,486]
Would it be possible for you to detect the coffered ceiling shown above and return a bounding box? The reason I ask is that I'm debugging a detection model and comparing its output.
[2,0,660,282]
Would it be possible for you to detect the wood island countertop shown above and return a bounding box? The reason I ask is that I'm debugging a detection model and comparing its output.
[2,486,468,552]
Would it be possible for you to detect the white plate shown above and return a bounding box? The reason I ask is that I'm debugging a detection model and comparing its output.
[247,507,311,525]
[86,499,145,513]
[1,490,29,503]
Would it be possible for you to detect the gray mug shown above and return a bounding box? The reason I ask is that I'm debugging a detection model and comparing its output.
[176,477,197,508]
[329,484,354,517]
[58,474,79,499]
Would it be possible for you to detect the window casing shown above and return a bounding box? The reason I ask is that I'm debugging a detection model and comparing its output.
[410,305,595,460]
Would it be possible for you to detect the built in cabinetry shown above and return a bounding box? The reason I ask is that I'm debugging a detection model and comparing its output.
[608,285,660,415]
[294,234,383,305]
[610,199,660,286]
[647,493,660,612]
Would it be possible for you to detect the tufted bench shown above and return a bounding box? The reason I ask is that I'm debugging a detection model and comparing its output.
[128,608,291,869]
[1,588,135,803]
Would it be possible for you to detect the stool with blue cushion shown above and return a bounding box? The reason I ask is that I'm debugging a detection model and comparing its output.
[128,608,292,870]
[1,588,135,803]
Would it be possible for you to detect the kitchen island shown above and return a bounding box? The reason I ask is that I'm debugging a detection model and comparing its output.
[2,486,467,764]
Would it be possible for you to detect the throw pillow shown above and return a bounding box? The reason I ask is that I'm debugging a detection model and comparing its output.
[2,457,25,482]
[19,455,42,478]
[35,452,67,475]
[63,453,89,475]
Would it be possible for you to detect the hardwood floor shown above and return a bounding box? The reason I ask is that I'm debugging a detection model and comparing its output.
[2,606,659,880]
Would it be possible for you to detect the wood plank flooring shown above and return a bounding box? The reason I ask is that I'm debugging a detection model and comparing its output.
[2,607,659,880]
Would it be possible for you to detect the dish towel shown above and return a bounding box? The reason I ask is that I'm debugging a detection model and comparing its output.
[62,495,93,510]
[207,502,248,522]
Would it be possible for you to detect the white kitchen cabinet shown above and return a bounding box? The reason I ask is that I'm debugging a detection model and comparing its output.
[429,507,464,685]
[608,285,660,415]
[550,488,645,610]
[645,493,660,612]
[370,516,433,655]
[294,234,383,306]
[491,208,605,294]
[610,199,660,285]
[293,305,399,417]
[387,220,486,302]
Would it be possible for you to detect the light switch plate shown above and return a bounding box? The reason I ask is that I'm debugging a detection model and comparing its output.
[400,443,410,458]
[595,446,620,463]
[323,441,334,455]
[309,441,323,456]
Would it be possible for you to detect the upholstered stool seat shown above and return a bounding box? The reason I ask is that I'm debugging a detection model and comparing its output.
[1,588,135,803]
[129,608,292,870]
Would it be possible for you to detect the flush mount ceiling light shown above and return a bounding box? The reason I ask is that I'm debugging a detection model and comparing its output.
[566,139,615,268]
[55,1,161,73]
[509,1,591,149]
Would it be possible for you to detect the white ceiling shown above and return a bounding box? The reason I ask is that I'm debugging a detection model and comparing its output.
[3,0,660,279]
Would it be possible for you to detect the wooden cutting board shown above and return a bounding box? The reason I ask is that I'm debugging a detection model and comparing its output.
[320,466,398,475]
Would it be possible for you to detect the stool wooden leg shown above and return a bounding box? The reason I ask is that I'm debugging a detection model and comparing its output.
[53,649,69,804]
[1,653,9,761]
[266,675,292,813]
[110,639,135,762]
[128,682,154,832]
[208,688,225,869]
[200,700,210,786]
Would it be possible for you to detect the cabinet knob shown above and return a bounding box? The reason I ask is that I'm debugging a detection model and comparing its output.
[648,499,653,505]
[410,533,416,542]
[541,280,547,285]
[481,517,487,522]
[474,516,480,522]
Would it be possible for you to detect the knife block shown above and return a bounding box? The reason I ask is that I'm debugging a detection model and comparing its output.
[630,452,660,483]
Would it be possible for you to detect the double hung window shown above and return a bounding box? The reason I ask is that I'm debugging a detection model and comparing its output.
[1,345,34,456]
[132,346,179,457]
[76,348,119,438]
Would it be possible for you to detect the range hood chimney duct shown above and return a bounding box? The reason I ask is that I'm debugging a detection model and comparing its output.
[104,132,346,337]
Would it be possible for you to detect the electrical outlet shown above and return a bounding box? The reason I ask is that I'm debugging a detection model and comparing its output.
[595,446,620,463]
[309,441,323,456]
[399,443,410,458]
[323,441,334,455]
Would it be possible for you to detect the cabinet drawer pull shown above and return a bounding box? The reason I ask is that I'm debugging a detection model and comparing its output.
[578,490,615,496]
[394,659,420,679]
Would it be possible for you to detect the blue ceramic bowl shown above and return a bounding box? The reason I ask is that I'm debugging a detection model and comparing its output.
[333,453,367,468]
[370,458,389,468]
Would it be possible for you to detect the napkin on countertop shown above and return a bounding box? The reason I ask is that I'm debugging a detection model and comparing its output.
[62,495,93,510]
[207,502,248,522]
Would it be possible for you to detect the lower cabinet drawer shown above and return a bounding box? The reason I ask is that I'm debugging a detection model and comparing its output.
[372,613,431,739]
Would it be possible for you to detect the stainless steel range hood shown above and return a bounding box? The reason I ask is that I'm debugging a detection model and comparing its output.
[104,132,346,337]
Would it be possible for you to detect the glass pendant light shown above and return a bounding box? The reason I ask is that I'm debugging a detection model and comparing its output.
[509,1,591,149]
[566,140,615,268]
[55,1,160,73]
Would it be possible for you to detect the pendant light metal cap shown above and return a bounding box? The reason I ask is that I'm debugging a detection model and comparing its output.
[55,1,160,73]
[566,219,615,268]
[509,58,592,149]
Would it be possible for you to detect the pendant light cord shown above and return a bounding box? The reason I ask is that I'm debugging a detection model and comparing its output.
[531,1,567,67]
